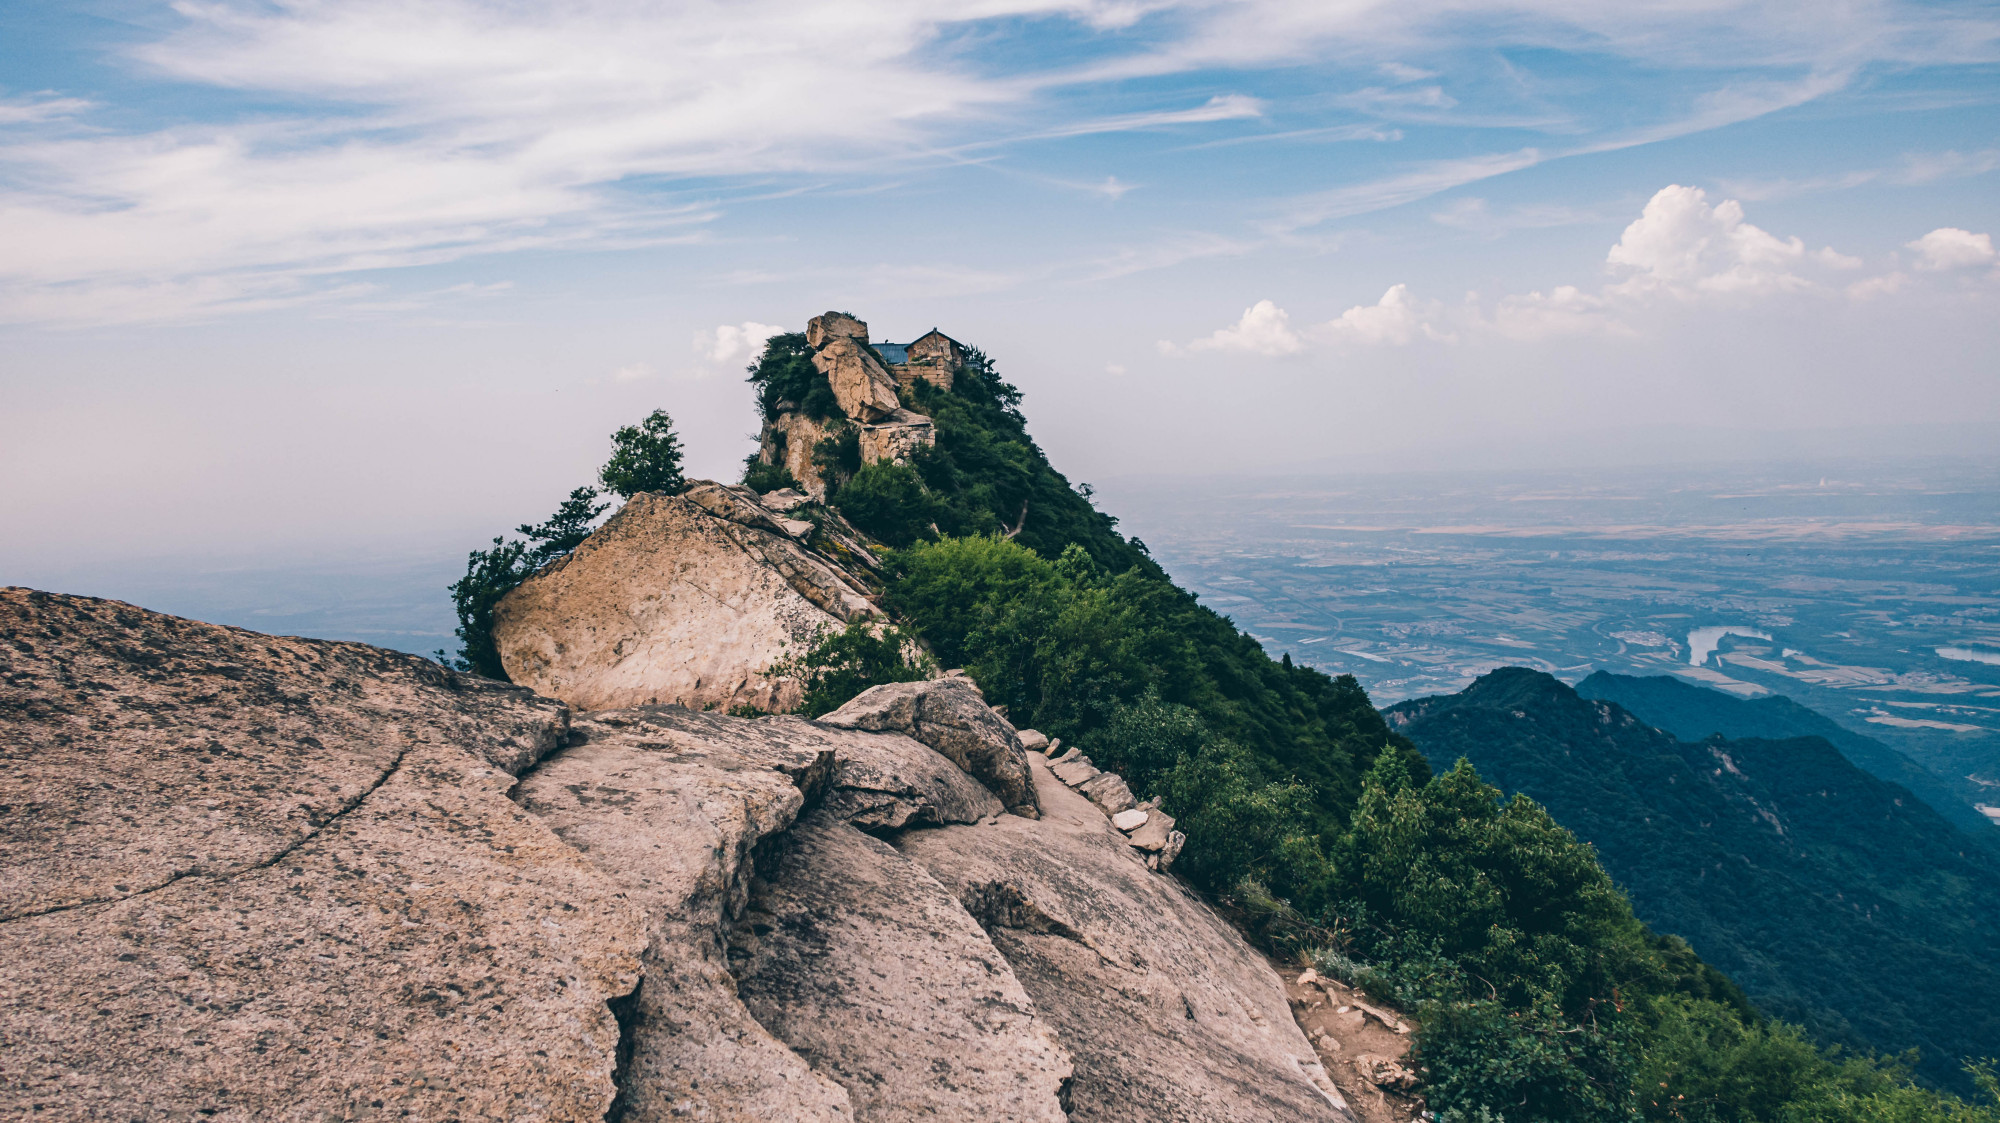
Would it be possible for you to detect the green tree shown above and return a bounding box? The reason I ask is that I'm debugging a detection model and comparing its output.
[600,408,688,498]
[833,462,940,548]
[446,537,529,678]
[519,486,608,567]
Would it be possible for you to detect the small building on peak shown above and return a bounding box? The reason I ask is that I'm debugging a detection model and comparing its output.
[878,328,964,392]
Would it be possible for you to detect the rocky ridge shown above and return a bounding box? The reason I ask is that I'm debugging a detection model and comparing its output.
[1,588,1362,1121]
[758,311,943,499]
[4,309,1416,1120]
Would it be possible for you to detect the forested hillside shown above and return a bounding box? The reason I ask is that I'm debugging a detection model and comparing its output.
[1387,667,2000,1092]
[749,332,2000,1120]
[1579,670,2000,847]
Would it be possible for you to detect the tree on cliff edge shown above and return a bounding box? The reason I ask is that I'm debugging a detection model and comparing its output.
[599,408,687,498]
[447,407,687,676]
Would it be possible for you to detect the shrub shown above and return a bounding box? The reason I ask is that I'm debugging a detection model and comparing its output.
[783,620,936,717]
[833,462,939,549]
[599,409,687,498]
[813,425,861,490]
[518,486,608,566]
[747,331,839,420]
[741,456,801,494]
[446,537,530,678]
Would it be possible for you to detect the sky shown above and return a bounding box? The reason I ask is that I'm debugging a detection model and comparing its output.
[3,0,1999,586]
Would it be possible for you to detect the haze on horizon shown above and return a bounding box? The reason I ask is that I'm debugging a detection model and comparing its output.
[3,0,1998,575]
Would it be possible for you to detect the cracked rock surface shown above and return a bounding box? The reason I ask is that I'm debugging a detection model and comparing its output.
[0,589,644,1121]
[897,753,1355,1123]
[733,809,1074,1121]
[4,587,1361,1122]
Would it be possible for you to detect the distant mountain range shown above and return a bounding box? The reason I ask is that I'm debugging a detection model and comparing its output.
[1578,670,2000,849]
[1384,668,2000,1091]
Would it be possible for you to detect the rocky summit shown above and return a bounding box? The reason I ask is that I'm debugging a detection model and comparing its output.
[0,310,1412,1121]
[1,581,1357,1120]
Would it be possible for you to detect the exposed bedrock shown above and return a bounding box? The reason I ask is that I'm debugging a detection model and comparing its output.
[0,588,644,1121]
[492,484,880,714]
[732,809,1075,1121]
[3,586,1354,1121]
[898,753,1358,1123]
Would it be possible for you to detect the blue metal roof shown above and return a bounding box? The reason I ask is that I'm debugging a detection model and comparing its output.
[875,342,910,364]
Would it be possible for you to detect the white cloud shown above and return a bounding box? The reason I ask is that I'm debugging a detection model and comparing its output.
[696,321,786,365]
[0,97,93,124]
[1847,272,1908,300]
[1175,184,1985,354]
[1316,284,1440,346]
[1190,299,1303,355]
[1606,184,1848,299]
[1432,196,1604,235]
[1018,94,1264,141]
[612,362,656,382]
[1908,227,1996,271]
[1489,285,1622,341]
[3,0,1992,324]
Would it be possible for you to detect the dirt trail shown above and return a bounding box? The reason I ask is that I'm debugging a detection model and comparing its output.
[1273,956,1426,1123]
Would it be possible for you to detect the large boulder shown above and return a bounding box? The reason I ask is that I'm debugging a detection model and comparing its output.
[0,589,647,1121]
[820,677,1039,817]
[806,311,869,349]
[812,336,903,422]
[896,753,1356,1123]
[732,809,1074,1121]
[492,487,878,714]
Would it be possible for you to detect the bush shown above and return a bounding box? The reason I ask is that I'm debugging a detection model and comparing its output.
[747,331,839,420]
[742,457,801,494]
[599,409,687,498]
[833,462,940,549]
[783,620,936,717]
[447,411,676,675]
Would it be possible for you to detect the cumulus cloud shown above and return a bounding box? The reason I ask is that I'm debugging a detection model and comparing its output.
[696,321,786,365]
[1605,184,1854,298]
[1908,227,1996,271]
[1190,300,1303,355]
[1317,284,1444,346]
[1172,184,1984,355]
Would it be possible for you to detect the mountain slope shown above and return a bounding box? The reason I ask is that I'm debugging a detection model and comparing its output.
[1578,669,2000,848]
[1384,667,2000,1091]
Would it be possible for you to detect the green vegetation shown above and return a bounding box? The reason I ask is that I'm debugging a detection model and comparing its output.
[445,409,686,676]
[598,408,688,499]
[741,456,800,495]
[749,331,840,420]
[1386,667,2000,1097]
[1577,670,2000,849]
[736,331,2000,1122]
[781,620,935,718]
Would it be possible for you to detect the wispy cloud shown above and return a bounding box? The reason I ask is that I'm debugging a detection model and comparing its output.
[1016,94,1265,141]
[2,0,1994,325]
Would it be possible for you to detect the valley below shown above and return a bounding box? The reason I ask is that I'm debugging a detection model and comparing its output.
[1101,458,2000,832]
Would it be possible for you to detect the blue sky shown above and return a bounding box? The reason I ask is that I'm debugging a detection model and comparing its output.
[3,0,1998,572]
